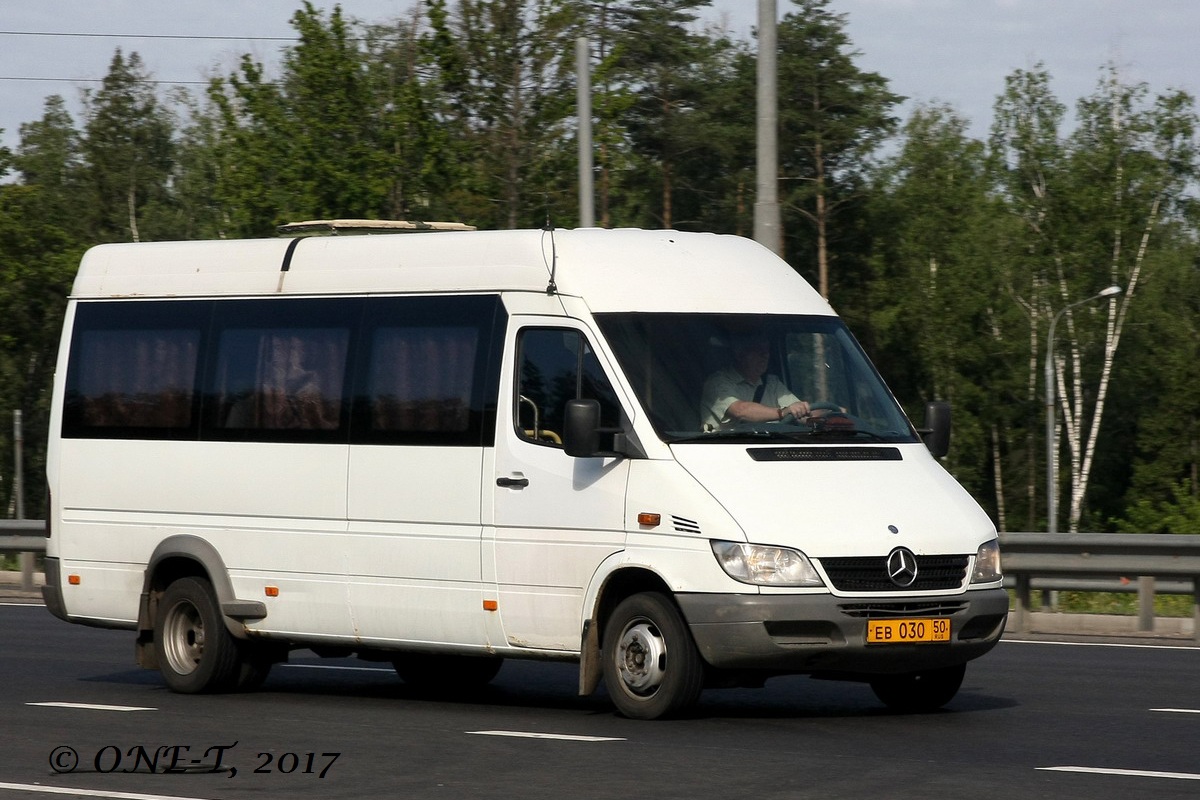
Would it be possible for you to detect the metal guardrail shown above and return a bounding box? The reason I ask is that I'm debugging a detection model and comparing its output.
[999,532,1200,640]
[0,519,45,593]
[0,519,45,554]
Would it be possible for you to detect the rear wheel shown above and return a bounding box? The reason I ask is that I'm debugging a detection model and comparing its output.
[392,653,504,691]
[869,663,966,713]
[155,577,241,693]
[602,592,705,720]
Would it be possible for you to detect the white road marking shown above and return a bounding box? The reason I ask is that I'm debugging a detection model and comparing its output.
[0,602,45,607]
[27,702,155,712]
[1151,707,1200,714]
[1003,639,1200,652]
[281,663,391,672]
[1039,766,1200,781]
[0,782,215,800]
[468,730,625,742]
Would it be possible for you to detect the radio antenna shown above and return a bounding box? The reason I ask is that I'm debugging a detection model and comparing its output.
[543,211,558,295]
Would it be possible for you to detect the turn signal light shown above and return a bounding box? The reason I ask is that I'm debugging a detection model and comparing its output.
[637,512,661,527]
[68,575,81,585]
[264,586,279,597]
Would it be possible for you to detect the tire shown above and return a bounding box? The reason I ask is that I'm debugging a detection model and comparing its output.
[602,592,705,720]
[869,663,966,713]
[392,653,504,692]
[154,577,242,693]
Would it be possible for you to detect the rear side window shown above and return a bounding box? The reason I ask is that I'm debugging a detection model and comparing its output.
[62,301,208,439]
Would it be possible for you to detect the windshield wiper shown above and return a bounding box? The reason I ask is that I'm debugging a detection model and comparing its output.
[666,429,793,444]
[785,427,894,443]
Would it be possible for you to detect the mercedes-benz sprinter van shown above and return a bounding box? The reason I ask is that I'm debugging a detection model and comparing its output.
[43,226,1006,719]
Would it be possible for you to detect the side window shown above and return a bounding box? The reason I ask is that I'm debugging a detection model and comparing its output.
[62,300,209,439]
[353,294,504,446]
[366,325,477,434]
[515,328,621,447]
[206,299,356,442]
[62,294,508,447]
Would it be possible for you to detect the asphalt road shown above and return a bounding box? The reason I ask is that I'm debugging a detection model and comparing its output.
[2,599,1199,800]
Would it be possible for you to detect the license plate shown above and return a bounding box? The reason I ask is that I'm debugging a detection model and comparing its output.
[866,618,951,644]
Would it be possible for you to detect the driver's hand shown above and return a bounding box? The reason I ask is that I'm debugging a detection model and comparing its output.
[783,400,811,419]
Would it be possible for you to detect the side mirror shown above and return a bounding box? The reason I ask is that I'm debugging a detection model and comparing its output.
[563,399,602,458]
[918,401,951,458]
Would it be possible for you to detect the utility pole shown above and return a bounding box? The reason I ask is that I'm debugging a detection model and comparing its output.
[753,0,781,256]
[577,37,595,228]
[15,410,33,591]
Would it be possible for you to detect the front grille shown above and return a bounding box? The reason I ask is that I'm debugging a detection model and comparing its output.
[839,601,969,618]
[819,554,969,592]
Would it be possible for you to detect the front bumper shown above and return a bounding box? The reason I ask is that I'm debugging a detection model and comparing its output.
[676,587,1008,676]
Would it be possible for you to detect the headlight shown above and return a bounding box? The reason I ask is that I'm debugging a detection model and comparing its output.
[711,541,825,587]
[971,539,1002,584]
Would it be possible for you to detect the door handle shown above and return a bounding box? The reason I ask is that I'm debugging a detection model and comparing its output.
[496,476,530,488]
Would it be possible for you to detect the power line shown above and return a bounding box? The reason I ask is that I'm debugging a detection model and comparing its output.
[0,30,297,42]
[0,76,213,86]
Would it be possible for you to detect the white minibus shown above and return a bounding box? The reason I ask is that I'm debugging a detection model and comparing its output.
[42,226,1007,719]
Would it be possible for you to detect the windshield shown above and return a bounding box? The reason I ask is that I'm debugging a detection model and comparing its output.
[594,313,918,445]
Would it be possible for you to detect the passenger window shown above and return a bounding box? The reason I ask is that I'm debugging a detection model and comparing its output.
[62,301,208,438]
[352,294,504,446]
[216,327,350,431]
[209,298,356,439]
[69,328,201,430]
[366,325,478,434]
[515,328,621,447]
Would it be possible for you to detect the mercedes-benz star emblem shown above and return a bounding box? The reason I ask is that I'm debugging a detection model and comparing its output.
[886,547,918,588]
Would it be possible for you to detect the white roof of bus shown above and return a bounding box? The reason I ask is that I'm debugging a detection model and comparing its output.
[71,228,835,315]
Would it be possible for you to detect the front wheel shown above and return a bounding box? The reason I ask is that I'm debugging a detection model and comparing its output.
[602,592,705,720]
[154,577,242,693]
[869,663,966,713]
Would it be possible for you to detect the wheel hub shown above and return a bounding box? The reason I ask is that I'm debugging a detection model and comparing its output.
[617,621,667,695]
[162,600,205,676]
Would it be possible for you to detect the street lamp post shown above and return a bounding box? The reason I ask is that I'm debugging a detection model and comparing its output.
[1044,285,1122,533]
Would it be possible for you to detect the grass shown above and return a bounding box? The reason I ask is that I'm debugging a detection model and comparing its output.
[1011,589,1196,617]
[0,553,43,571]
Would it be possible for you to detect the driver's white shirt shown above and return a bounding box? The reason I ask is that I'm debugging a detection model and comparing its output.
[700,368,800,431]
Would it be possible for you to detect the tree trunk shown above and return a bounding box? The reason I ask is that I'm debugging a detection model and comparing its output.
[814,140,828,299]
[127,180,140,243]
[1064,196,1159,530]
[992,423,1008,532]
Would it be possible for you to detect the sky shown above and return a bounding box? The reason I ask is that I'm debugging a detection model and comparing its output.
[1,0,1197,155]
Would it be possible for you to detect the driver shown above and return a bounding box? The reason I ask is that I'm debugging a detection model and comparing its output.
[700,334,813,431]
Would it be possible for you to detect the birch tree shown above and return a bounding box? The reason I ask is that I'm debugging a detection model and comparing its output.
[1056,70,1197,531]
[989,66,1065,530]
[992,65,1198,532]
[81,50,175,243]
